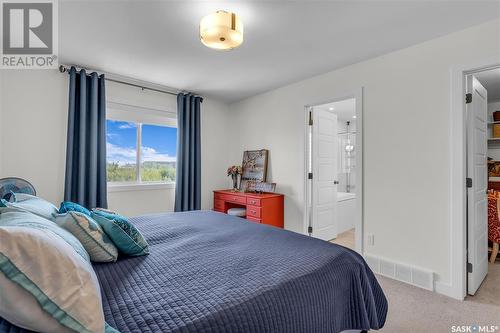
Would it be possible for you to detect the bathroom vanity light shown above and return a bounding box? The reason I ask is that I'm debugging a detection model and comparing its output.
[200,11,243,50]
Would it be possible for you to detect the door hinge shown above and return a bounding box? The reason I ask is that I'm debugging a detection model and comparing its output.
[466,93,472,104]
[466,178,472,188]
[467,262,473,273]
[308,226,313,234]
[308,111,313,126]
[308,172,313,180]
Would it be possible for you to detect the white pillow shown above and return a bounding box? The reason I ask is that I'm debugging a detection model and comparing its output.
[1,193,58,221]
[0,209,105,333]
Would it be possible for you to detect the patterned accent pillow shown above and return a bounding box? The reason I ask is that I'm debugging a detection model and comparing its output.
[91,209,149,256]
[54,211,118,262]
[0,209,106,333]
[59,201,91,216]
[488,189,500,199]
[0,193,58,221]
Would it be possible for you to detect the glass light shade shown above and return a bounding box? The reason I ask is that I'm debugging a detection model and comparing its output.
[200,11,243,50]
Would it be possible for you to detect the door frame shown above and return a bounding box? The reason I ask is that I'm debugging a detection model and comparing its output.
[303,88,364,255]
[465,75,488,295]
[450,58,500,300]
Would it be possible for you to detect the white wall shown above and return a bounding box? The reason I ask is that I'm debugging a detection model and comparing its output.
[226,19,500,288]
[0,69,231,215]
[1,70,67,205]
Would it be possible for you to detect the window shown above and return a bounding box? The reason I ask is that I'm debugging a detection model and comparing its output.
[140,124,177,182]
[106,119,177,184]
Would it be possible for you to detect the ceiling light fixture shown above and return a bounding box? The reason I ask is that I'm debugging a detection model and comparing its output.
[329,107,335,111]
[200,10,243,50]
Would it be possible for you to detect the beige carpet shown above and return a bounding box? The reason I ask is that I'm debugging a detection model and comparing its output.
[376,262,500,332]
[331,228,355,249]
[330,229,500,332]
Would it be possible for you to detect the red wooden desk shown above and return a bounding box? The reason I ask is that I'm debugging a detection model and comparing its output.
[213,190,284,228]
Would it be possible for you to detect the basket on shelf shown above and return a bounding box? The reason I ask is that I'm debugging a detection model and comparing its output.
[494,124,500,138]
[494,111,500,122]
[489,161,500,177]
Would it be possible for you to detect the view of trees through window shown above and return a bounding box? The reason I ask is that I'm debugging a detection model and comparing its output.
[106,120,177,183]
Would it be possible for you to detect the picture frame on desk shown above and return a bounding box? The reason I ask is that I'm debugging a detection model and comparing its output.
[244,181,276,193]
[240,149,269,191]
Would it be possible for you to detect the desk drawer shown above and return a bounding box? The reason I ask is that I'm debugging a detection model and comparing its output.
[246,205,261,218]
[247,216,261,223]
[222,194,246,205]
[214,199,225,211]
[246,197,261,206]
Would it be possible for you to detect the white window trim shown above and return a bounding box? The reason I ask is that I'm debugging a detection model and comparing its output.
[108,182,175,192]
[106,101,177,190]
[107,101,177,127]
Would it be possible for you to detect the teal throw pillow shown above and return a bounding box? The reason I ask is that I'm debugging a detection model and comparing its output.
[91,209,149,256]
[59,201,91,216]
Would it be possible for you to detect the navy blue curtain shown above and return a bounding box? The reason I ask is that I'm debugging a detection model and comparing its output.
[64,67,107,209]
[175,93,202,212]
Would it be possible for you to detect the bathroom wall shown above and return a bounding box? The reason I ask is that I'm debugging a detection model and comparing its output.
[337,120,356,193]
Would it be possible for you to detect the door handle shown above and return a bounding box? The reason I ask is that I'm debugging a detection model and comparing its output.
[334,181,339,184]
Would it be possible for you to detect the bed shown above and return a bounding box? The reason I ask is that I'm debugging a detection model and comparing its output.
[0,210,387,333]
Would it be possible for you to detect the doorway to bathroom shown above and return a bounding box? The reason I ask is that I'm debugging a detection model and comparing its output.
[304,89,363,254]
[462,66,500,296]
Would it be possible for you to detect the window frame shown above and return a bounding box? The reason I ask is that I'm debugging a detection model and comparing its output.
[106,102,177,190]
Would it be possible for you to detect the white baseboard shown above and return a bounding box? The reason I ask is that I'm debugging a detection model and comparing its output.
[434,281,463,300]
[434,281,453,297]
[365,254,434,291]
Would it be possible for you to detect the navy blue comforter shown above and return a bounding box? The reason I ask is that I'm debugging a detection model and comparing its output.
[1,210,387,333]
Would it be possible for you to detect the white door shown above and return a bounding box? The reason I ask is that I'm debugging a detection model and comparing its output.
[311,107,338,241]
[466,75,488,295]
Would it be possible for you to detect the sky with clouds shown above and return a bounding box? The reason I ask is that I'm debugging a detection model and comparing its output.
[106,120,177,165]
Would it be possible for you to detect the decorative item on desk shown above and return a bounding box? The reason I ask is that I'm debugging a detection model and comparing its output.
[227,165,242,191]
[240,149,269,191]
[245,181,276,193]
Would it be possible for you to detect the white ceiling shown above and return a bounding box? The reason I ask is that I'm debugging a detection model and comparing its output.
[476,68,500,102]
[59,1,500,103]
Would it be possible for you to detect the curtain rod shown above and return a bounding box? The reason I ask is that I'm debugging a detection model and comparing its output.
[58,64,191,98]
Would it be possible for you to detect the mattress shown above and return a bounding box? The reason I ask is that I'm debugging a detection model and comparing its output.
[1,210,387,333]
